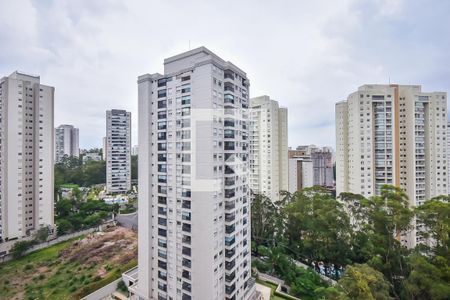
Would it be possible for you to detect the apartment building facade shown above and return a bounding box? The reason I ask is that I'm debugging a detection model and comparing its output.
[249,96,288,201]
[0,71,54,242]
[55,124,79,162]
[106,109,131,194]
[135,47,254,300]
[336,84,447,247]
[288,149,314,193]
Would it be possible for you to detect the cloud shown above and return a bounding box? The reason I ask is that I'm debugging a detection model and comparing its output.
[0,0,448,149]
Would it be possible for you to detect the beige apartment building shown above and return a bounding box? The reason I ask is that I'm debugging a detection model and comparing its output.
[249,96,288,201]
[135,47,255,300]
[336,84,447,247]
[0,71,54,242]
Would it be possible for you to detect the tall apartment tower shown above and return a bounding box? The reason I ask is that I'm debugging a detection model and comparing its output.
[0,71,54,241]
[447,121,450,194]
[336,84,447,247]
[106,109,131,194]
[249,96,288,201]
[55,124,79,162]
[136,47,254,300]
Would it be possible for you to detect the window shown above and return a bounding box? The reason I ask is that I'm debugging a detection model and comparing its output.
[158,121,167,130]
[158,132,167,140]
[158,111,167,119]
[157,89,167,98]
[181,84,191,93]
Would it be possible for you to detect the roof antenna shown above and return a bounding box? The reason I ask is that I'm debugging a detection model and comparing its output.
[189,40,191,50]
[389,76,391,85]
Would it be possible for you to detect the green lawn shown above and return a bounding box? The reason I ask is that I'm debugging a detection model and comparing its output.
[0,230,137,300]
[256,279,296,300]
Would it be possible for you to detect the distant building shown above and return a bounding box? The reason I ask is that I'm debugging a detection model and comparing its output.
[448,121,450,195]
[0,71,54,241]
[250,95,288,201]
[106,109,131,194]
[55,124,79,162]
[288,152,314,193]
[311,148,334,188]
[336,84,447,247]
[288,146,335,192]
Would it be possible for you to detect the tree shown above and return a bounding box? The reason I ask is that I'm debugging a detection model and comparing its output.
[251,194,281,248]
[348,185,413,296]
[131,155,138,180]
[284,187,352,273]
[330,264,392,300]
[10,240,35,259]
[415,197,449,257]
[55,199,73,218]
[34,227,49,243]
[56,219,74,235]
[402,253,450,300]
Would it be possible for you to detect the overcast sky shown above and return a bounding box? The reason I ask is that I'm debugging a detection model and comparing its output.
[1,0,449,149]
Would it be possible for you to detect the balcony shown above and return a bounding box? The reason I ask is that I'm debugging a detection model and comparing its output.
[225,236,235,247]
[182,200,191,209]
[225,224,235,234]
[225,189,235,199]
[224,71,234,80]
[225,213,235,222]
[182,246,191,256]
[182,235,191,245]
[225,259,236,271]
[224,119,235,127]
[225,178,235,186]
[225,200,235,210]
[224,94,234,104]
[225,283,236,295]
[182,223,191,233]
[225,247,236,258]
[182,258,191,268]
[182,270,191,280]
[182,281,192,292]
[224,82,234,92]
[225,271,236,283]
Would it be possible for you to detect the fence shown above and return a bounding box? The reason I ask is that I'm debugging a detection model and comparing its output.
[0,227,97,263]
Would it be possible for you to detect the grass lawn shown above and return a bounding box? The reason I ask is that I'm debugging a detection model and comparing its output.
[0,228,137,300]
[256,279,295,300]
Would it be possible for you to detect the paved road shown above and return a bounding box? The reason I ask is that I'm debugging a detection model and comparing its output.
[115,212,138,230]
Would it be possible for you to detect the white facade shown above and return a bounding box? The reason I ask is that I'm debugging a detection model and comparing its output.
[136,47,254,300]
[132,145,139,156]
[336,84,447,247]
[106,109,131,194]
[249,96,288,201]
[288,156,314,193]
[55,124,79,162]
[448,121,450,195]
[0,71,54,241]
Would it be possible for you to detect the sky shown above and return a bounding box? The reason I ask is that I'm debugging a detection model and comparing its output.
[1,0,449,149]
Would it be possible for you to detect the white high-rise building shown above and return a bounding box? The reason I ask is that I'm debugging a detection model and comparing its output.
[135,47,255,300]
[106,109,131,194]
[288,154,314,193]
[336,84,447,247]
[55,124,79,162]
[447,121,450,195]
[0,71,54,241]
[249,96,288,201]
